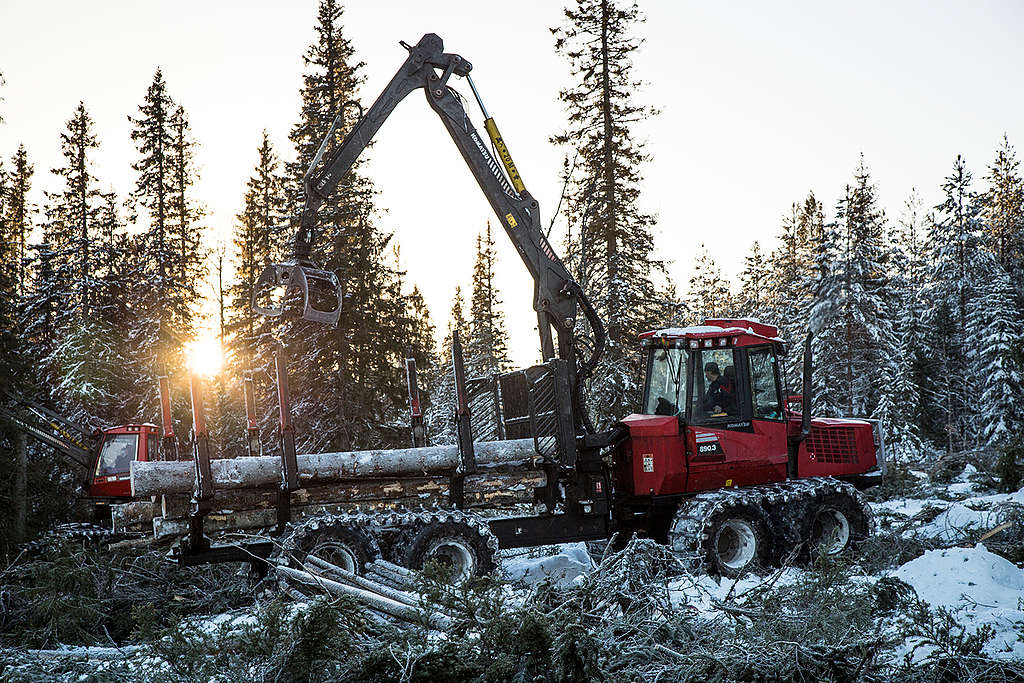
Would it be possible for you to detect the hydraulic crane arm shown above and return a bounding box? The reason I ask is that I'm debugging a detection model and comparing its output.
[254,34,605,426]
[0,388,95,470]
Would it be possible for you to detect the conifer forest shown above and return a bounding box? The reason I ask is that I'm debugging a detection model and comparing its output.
[1,2,1023,681]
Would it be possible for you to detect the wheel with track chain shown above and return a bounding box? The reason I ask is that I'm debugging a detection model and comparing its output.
[668,478,874,575]
[401,516,497,582]
[803,491,870,558]
[278,507,498,584]
[699,503,771,577]
[281,515,381,575]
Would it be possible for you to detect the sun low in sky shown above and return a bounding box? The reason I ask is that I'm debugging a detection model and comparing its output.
[185,335,226,379]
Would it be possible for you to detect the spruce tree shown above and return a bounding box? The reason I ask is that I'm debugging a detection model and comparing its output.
[49,102,102,318]
[5,145,34,296]
[168,104,206,292]
[277,0,408,451]
[128,69,204,425]
[128,69,175,323]
[0,157,31,546]
[883,190,930,455]
[688,245,731,321]
[737,241,769,322]
[810,157,895,419]
[768,192,822,368]
[467,221,510,376]
[966,257,1024,445]
[981,135,1024,288]
[226,132,288,368]
[552,0,663,422]
[923,155,983,452]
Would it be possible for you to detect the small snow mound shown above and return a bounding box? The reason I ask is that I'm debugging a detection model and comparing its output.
[895,545,1024,607]
[503,543,593,586]
[893,545,1024,659]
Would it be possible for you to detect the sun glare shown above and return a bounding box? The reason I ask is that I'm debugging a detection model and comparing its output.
[186,335,225,378]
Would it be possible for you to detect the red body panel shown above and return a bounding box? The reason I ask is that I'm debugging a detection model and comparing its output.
[87,424,157,500]
[685,420,788,493]
[618,413,875,497]
[619,414,789,496]
[619,414,687,496]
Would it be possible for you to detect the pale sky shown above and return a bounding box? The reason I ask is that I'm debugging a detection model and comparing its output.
[2,1,1022,367]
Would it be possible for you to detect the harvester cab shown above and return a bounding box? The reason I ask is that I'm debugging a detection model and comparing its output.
[87,424,159,503]
[0,387,162,512]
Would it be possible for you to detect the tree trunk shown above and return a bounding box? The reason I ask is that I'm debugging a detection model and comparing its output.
[14,430,28,544]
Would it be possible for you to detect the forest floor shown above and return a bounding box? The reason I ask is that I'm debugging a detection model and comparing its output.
[1,459,1022,682]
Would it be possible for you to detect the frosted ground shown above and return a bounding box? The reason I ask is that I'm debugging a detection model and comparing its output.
[2,462,1022,681]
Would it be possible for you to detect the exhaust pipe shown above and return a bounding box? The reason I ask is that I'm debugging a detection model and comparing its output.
[787,332,813,479]
[801,331,812,441]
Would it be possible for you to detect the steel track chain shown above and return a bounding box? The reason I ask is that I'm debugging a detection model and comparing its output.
[667,477,873,568]
[277,506,500,568]
[20,522,128,554]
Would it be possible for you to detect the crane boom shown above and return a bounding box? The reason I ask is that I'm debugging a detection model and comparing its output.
[254,33,605,432]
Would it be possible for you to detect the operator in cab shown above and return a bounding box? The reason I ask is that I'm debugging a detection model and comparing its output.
[703,362,736,415]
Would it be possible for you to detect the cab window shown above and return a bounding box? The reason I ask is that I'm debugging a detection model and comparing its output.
[748,346,783,420]
[690,348,741,425]
[95,434,138,476]
[642,347,688,416]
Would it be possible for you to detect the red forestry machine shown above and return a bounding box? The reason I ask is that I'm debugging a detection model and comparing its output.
[163,34,884,578]
[0,379,179,516]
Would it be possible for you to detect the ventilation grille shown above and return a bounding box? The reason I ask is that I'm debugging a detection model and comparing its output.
[807,426,858,464]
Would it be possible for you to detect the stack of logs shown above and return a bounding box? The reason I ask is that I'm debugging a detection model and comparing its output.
[114,439,544,539]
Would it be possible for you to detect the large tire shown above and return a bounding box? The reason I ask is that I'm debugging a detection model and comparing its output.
[287,519,381,575]
[804,492,870,558]
[701,505,771,578]
[401,519,497,582]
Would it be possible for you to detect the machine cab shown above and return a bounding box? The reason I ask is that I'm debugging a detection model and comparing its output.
[639,319,788,426]
[89,424,159,501]
[623,319,791,496]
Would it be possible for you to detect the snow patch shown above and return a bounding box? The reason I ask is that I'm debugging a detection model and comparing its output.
[893,545,1024,659]
[909,489,1024,542]
[502,543,593,586]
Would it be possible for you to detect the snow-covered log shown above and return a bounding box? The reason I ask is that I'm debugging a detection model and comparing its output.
[275,565,451,629]
[154,471,543,519]
[131,438,538,497]
[304,556,423,610]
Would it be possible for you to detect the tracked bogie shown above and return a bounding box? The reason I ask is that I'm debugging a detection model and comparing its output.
[668,478,873,575]
[278,507,499,578]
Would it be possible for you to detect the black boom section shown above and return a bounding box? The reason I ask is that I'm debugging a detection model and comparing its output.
[267,32,605,436]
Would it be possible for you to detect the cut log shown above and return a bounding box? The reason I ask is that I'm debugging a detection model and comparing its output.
[154,472,544,522]
[131,438,539,497]
[111,500,159,532]
[275,565,451,629]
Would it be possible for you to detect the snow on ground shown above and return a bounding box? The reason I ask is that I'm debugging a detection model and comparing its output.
[909,489,1024,543]
[892,544,1024,659]
[501,543,593,586]
[495,484,1024,664]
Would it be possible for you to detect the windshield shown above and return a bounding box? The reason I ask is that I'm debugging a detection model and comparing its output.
[94,434,138,477]
[643,347,688,415]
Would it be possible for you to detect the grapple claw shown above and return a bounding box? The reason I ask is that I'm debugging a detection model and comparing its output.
[253,260,343,326]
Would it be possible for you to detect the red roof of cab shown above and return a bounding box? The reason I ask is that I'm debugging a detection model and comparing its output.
[638,318,783,343]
